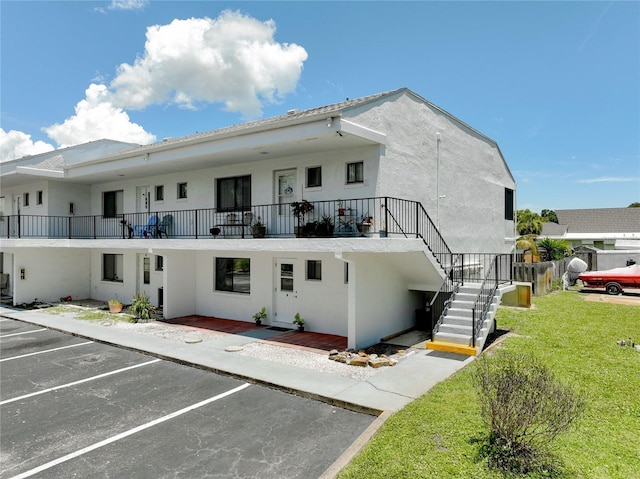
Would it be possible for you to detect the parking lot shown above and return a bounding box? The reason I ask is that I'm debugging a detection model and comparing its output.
[0,318,375,479]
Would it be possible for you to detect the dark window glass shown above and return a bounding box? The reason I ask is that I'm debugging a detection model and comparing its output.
[346,162,363,184]
[217,175,251,211]
[505,188,514,221]
[306,260,322,280]
[307,167,322,188]
[215,257,250,294]
[155,185,164,201]
[103,190,122,217]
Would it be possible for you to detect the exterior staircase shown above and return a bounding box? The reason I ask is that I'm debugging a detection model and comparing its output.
[427,282,501,356]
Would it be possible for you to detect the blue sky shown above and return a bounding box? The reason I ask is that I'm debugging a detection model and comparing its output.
[1,0,638,211]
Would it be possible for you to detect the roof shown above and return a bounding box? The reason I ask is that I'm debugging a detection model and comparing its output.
[541,208,640,236]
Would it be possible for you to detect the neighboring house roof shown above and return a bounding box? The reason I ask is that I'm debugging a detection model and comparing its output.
[541,208,640,238]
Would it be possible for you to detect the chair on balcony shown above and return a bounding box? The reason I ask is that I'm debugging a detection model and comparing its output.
[142,215,159,238]
[157,215,173,238]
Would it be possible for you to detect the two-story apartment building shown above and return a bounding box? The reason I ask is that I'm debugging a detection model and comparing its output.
[0,88,516,351]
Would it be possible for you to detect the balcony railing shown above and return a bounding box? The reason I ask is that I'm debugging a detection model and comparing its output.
[0,196,447,252]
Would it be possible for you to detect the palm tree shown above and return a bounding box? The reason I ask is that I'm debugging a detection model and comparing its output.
[516,209,544,236]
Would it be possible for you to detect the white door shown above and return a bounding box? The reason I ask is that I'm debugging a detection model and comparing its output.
[136,186,150,213]
[11,196,21,236]
[274,169,296,235]
[273,258,298,324]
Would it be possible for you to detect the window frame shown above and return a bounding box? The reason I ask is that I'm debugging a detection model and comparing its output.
[215,257,251,294]
[504,188,515,221]
[306,166,322,188]
[24,192,30,207]
[103,190,123,218]
[36,191,43,205]
[177,182,188,200]
[102,253,123,282]
[346,161,364,184]
[155,185,164,202]
[216,175,251,212]
[155,255,164,271]
[306,260,322,281]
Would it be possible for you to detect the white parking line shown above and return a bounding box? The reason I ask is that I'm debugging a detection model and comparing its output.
[9,382,251,479]
[0,341,94,362]
[0,359,162,406]
[0,328,47,338]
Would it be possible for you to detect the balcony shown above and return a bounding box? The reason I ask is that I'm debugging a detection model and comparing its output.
[0,197,452,264]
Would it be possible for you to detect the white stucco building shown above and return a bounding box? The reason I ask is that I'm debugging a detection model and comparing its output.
[0,88,516,351]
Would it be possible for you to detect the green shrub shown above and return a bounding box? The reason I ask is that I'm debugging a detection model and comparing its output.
[129,293,155,322]
[472,352,584,474]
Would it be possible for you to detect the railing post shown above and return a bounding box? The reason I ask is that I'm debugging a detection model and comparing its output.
[93,216,96,239]
[195,209,198,239]
[68,216,72,239]
[415,202,419,239]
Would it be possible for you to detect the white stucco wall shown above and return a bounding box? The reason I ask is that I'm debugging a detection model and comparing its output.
[164,249,197,318]
[8,248,90,304]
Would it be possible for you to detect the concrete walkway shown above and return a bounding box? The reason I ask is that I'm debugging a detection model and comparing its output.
[0,306,474,415]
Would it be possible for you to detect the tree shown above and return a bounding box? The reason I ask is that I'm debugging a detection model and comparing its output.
[540,209,558,223]
[516,209,543,236]
[629,202,640,208]
[537,237,572,261]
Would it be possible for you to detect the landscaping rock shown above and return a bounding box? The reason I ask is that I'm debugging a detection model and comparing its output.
[368,357,390,368]
[348,356,368,367]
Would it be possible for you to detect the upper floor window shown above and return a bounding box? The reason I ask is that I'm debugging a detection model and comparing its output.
[217,175,251,211]
[0,196,5,221]
[306,166,322,188]
[177,182,188,199]
[346,162,364,184]
[103,190,123,217]
[504,188,514,221]
[155,185,164,201]
[24,193,30,207]
[36,191,43,205]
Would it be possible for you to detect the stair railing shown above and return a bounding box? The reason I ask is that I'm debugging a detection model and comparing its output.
[470,254,512,347]
[429,253,464,337]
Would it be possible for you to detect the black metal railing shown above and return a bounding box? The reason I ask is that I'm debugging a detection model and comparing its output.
[429,253,464,336]
[470,254,513,346]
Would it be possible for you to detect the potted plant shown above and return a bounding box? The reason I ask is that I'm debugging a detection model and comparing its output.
[316,214,334,237]
[291,200,314,236]
[251,217,266,238]
[252,306,267,325]
[130,293,155,322]
[356,213,374,234]
[108,299,123,313]
[293,312,305,331]
[337,200,345,216]
[337,216,354,234]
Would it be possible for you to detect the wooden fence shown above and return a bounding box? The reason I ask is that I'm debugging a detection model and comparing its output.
[513,258,571,296]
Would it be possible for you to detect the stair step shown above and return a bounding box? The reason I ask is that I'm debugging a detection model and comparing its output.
[426,340,477,356]
[433,331,472,345]
[447,307,473,318]
[446,316,473,327]
[438,324,472,335]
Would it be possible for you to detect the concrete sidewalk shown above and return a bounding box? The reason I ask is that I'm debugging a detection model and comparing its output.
[0,306,474,415]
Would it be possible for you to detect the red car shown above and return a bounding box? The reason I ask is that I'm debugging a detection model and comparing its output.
[578,264,640,295]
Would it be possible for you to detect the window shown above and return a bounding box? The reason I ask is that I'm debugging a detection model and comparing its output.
[24,193,30,207]
[103,190,123,217]
[306,260,322,281]
[346,162,364,184]
[143,257,150,284]
[217,175,251,211]
[155,255,164,271]
[215,257,250,294]
[103,254,123,282]
[306,166,322,188]
[504,188,514,221]
[155,185,164,201]
[344,262,349,284]
[0,196,5,221]
[36,191,43,205]
[177,182,188,199]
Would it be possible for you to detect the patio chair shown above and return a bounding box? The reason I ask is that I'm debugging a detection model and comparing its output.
[157,214,173,238]
[142,215,159,238]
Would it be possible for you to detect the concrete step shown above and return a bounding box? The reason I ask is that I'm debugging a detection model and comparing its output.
[445,315,473,327]
[438,323,472,335]
[426,340,477,356]
[447,307,473,318]
[433,331,472,346]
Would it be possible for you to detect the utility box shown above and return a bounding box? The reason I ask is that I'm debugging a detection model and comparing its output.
[415,305,433,335]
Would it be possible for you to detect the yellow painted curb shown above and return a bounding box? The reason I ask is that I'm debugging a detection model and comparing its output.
[426,340,477,356]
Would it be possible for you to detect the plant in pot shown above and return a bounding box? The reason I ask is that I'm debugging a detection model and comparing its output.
[293,312,305,331]
[337,216,354,234]
[108,299,123,313]
[130,293,155,322]
[251,217,266,238]
[316,214,334,237]
[356,213,374,234]
[291,200,314,237]
[252,306,267,325]
[337,199,345,216]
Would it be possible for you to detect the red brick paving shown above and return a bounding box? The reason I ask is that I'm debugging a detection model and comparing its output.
[162,315,348,352]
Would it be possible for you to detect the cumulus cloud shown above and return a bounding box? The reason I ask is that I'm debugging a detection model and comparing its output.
[577,176,639,184]
[43,84,156,147]
[109,10,308,117]
[0,129,55,162]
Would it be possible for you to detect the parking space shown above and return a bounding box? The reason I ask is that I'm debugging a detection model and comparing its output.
[0,319,375,479]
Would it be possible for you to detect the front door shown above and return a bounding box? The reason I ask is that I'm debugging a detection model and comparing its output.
[136,186,151,214]
[11,195,21,236]
[273,258,298,325]
[274,169,296,235]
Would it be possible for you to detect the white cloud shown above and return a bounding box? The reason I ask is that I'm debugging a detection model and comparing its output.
[0,128,54,162]
[43,84,156,147]
[108,0,148,11]
[577,176,639,184]
[109,10,308,117]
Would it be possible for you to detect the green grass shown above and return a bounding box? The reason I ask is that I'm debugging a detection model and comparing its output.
[45,305,137,322]
[338,292,640,478]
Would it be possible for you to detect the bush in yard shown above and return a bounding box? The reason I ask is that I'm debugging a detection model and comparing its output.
[130,293,155,322]
[472,352,584,475]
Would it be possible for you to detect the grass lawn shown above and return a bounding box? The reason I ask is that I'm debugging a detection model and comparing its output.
[338,292,640,478]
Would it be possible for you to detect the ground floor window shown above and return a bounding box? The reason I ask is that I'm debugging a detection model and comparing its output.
[306,260,322,280]
[215,257,250,294]
[103,254,123,282]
